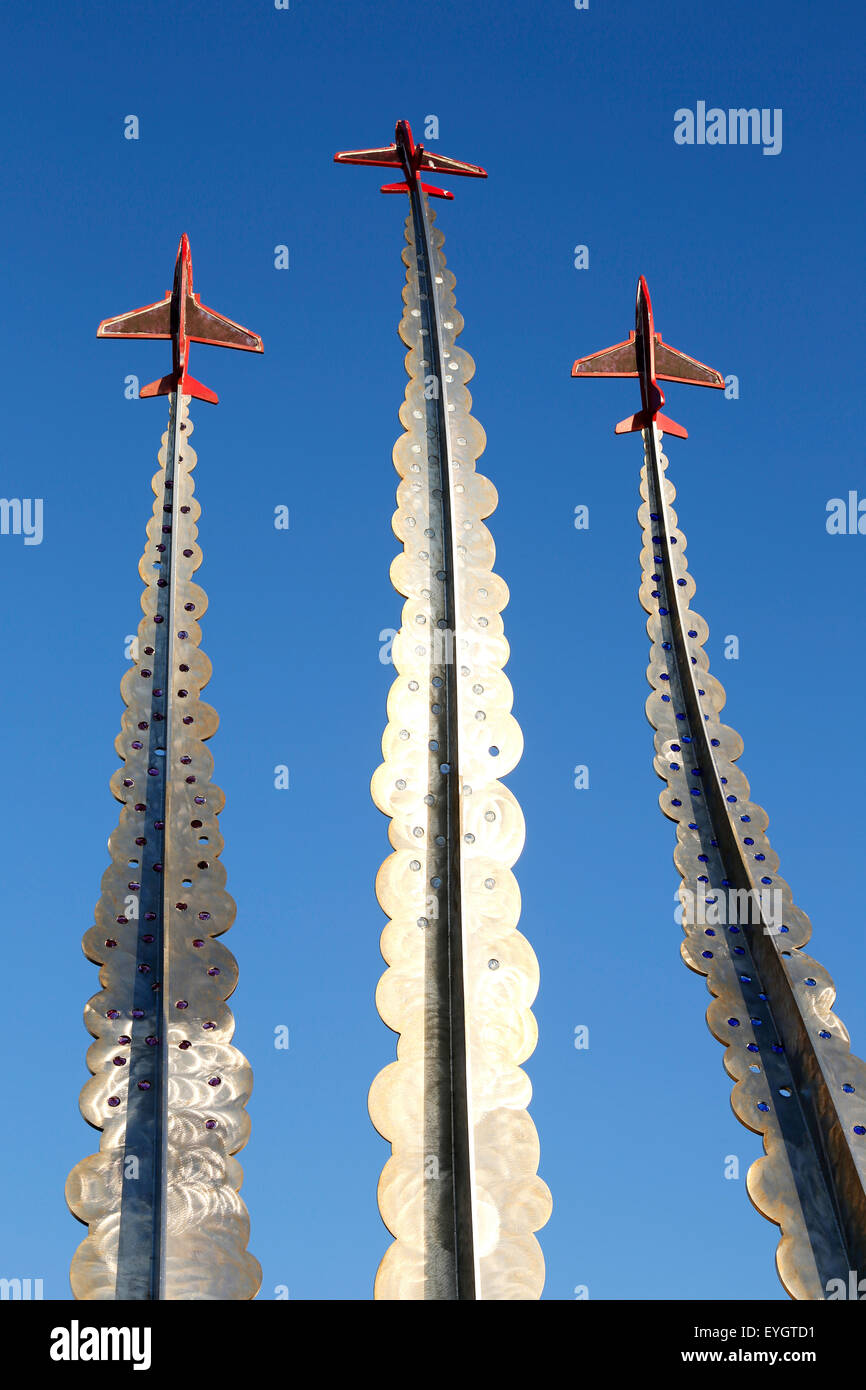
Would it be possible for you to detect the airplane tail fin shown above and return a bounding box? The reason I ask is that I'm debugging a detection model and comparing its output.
[615,409,688,440]
[140,373,219,405]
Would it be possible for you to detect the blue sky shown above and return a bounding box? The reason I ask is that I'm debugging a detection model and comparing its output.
[1,0,864,1300]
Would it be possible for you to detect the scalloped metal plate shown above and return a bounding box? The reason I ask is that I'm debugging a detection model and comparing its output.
[66,396,260,1300]
[369,209,551,1300]
[639,427,866,1299]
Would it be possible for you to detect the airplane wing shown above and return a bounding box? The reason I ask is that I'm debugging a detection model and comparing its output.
[185,296,263,352]
[418,151,487,179]
[654,339,724,388]
[97,298,172,340]
[333,144,401,170]
[572,337,638,378]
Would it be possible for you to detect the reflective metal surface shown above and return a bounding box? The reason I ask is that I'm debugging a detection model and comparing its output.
[369,197,551,1300]
[66,396,260,1300]
[641,424,866,1299]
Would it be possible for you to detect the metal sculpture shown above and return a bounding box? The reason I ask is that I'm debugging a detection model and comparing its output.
[573,276,866,1299]
[335,121,551,1300]
[65,235,263,1300]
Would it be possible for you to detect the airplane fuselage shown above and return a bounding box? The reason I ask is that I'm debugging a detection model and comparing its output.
[635,277,664,420]
[395,120,423,185]
[169,238,192,389]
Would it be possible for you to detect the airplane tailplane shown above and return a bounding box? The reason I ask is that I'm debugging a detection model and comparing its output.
[419,181,453,200]
[380,180,454,200]
[139,374,175,399]
[655,411,688,439]
[140,373,219,405]
[181,374,219,405]
[615,409,688,440]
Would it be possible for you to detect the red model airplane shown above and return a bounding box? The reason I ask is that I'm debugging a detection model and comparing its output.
[97,234,263,405]
[334,118,487,200]
[571,276,724,439]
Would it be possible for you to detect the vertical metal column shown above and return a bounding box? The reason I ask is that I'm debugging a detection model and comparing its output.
[337,122,551,1301]
[109,391,182,1299]
[407,178,475,1299]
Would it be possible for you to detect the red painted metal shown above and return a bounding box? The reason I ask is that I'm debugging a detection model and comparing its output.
[334,119,487,199]
[97,234,263,405]
[571,276,724,439]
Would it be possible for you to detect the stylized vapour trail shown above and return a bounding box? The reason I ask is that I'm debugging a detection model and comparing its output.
[364,178,551,1300]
